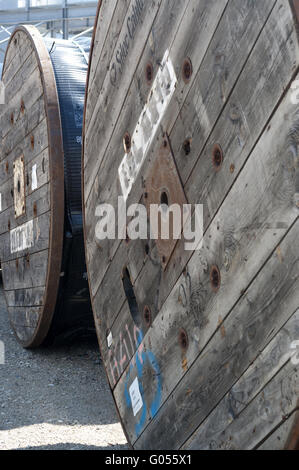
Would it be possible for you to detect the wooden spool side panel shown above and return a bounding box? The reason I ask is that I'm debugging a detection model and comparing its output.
[0,28,58,348]
[83,0,299,449]
[89,0,283,392]
[84,0,230,297]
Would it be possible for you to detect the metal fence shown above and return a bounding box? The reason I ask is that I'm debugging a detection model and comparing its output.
[0,0,98,63]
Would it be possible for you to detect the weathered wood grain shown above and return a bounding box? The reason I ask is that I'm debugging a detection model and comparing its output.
[3,30,34,82]
[132,219,299,448]
[183,309,299,449]
[89,0,299,369]
[5,287,45,308]
[258,409,299,450]
[1,249,49,291]
[113,71,299,446]
[1,94,46,160]
[84,0,230,299]
[0,212,51,263]
[201,360,299,450]
[83,0,299,449]
[0,183,50,237]
[84,0,163,196]
[0,27,58,347]
[8,306,41,328]
[85,0,130,125]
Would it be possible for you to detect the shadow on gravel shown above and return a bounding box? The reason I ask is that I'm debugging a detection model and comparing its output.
[0,278,128,448]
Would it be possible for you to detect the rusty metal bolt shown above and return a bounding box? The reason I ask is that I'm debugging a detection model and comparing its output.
[20,99,25,114]
[123,132,131,153]
[26,254,30,266]
[183,139,191,156]
[145,62,154,85]
[30,135,35,150]
[179,328,189,352]
[144,306,151,327]
[10,113,14,125]
[182,58,193,83]
[212,144,224,171]
[210,265,221,292]
[33,202,37,217]
[5,161,9,173]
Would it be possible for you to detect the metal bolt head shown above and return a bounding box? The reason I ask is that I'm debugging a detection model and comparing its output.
[212,144,224,171]
[182,58,193,83]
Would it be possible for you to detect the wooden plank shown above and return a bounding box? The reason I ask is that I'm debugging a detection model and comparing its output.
[11,324,37,345]
[171,0,277,184]
[0,118,49,188]
[86,0,130,125]
[83,0,299,449]
[0,53,40,139]
[1,25,91,348]
[84,0,230,299]
[84,0,230,199]
[258,410,299,450]
[84,0,163,195]
[1,249,49,291]
[1,94,46,161]
[131,219,299,449]
[8,306,41,328]
[0,148,50,221]
[0,183,50,237]
[0,211,51,263]
[184,310,299,449]
[197,361,299,450]
[5,286,45,308]
[3,30,34,79]
[112,70,299,444]
[124,0,299,330]
[90,0,299,379]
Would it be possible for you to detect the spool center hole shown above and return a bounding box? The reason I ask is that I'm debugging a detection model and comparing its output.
[160,191,169,211]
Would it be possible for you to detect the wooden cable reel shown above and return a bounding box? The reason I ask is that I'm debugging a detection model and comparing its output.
[0,26,93,348]
[83,0,299,449]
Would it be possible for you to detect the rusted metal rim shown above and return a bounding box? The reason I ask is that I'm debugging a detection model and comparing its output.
[285,406,299,450]
[2,26,65,348]
[290,0,299,31]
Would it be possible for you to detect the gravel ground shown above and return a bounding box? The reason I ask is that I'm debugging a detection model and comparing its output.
[0,279,128,450]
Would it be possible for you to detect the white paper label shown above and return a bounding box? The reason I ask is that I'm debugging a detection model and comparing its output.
[32,164,37,191]
[10,220,34,254]
[129,377,143,417]
[107,332,113,348]
[118,49,177,201]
